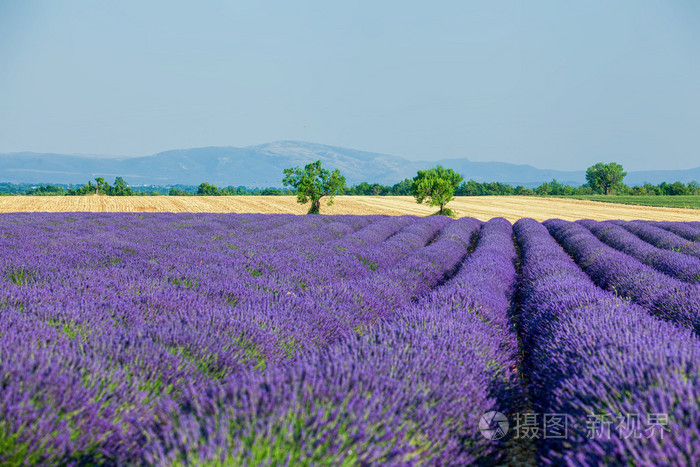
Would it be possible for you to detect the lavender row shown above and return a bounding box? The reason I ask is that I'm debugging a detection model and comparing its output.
[545,219,700,333]
[615,220,700,259]
[0,213,378,343]
[0,214,394,464]
[0,214,422,397]
[579,219,700,283]
[514,218,700,465]
[147,216,458,375]
[653,221,700,242]
[0,214,481,464]
[0,214,441,393]
[228,216,480,361]
[137,217,516,465]
[144,216,478,463]
[0,213,370,291]
[241,215,375,254]
[235,215,441,298]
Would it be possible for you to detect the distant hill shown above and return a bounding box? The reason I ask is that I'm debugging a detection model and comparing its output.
[1,141,698,187]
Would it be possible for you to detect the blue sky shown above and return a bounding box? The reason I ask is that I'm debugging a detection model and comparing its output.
[1,0,699,170]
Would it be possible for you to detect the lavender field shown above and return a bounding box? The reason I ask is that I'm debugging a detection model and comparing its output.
[0,213,699,466]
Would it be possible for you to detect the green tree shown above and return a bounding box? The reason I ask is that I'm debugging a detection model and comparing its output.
[666,181,690,196]
[411,165,463,216]
[514,185,534,196]
[197,182,221,196]
[26,185,67,196]
[110,177,134,196]
[631,185,648,196]
[283,160,346,214]
[534,181,552,196]
[261,188,284,195]
[458,180,483,196]
[642,183,660,196]
[352,182,371,195]
[169,187,187,196]
[585,162,627,195]
[391,178,413,196]
[94,177,105,195]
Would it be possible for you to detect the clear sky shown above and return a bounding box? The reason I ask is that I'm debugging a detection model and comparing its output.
[1,0,699,170]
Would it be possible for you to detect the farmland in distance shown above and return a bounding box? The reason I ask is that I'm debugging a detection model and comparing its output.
[1,195,699,221]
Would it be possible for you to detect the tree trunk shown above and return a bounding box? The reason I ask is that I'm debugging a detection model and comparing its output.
[308,199,321,214]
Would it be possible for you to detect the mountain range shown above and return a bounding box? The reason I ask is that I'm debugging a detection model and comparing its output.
[1,141,698,188]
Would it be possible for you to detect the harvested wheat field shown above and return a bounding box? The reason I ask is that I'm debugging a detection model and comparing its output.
[1,195,698,221]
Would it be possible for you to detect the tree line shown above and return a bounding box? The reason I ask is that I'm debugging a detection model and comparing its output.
[2,163,699,199]
[280,160,700,215]
[5,178,698,198]
[0,180,294,196]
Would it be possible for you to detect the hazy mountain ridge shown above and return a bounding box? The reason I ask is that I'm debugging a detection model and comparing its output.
[1,141,698,187]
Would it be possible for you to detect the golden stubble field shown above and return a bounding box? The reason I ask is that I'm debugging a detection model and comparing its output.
[1,195,698,222]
